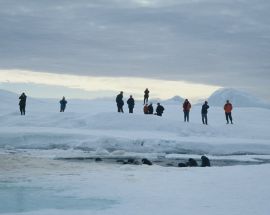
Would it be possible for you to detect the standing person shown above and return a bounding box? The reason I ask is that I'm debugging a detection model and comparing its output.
[148,103,154,114]
[224,100,233,124]
[144,88,149,105]
[201,101,209,125]
[156,103,165,116]
[116,91,124,113]
[19,92,27,115]
[59,96,67,112]
[127,95,135,113]
[143,104,149,114]
[183,99,191,122]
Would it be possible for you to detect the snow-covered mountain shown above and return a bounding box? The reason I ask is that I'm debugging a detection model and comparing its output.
[208,88,270,108]
[163,96,185,104]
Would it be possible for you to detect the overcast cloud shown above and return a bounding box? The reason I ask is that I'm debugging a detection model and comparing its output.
[0,0,269,99]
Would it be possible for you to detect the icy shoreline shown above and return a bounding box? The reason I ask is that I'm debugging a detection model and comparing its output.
[1,152,270,215]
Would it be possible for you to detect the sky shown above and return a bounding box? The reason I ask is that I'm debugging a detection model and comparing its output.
[0,0,269,101]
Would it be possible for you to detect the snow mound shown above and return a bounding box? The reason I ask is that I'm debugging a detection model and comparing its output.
[0,89,18,104]
[0,89,56,111]
[208,88,270,108]
[164,96,185,104]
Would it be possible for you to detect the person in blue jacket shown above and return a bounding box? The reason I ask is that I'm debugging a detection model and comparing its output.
[60,96,67,112]
[127,95,135,113]
[156,103,165,116]
[201,101,209,125]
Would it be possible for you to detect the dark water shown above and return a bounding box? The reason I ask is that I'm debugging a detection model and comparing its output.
[58,156,270,167]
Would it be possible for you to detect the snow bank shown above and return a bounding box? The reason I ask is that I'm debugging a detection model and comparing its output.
[0,89,270,155]
[0,109,270,155]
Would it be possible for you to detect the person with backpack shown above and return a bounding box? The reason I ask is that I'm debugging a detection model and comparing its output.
[148,103,154,114]
[183,99,191,122]
[156,103,165,116]
[59,96,67,112]
[201,101,209,125]
[127,95,135,113]
[224,100,233,124]
[144,88,149,105]
[19,92,27,115]
[116,91,124,113]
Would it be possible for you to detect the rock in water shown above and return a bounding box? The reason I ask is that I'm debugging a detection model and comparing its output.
[201,156,211,167]
[127,158,135,164]
[95,157,102,162]
[142,158,152,166]
[178,163,187,167]
[186,158,198,167]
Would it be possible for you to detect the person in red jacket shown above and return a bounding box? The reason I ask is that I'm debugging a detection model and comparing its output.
[224,100,233,124]
[183,99,191,122]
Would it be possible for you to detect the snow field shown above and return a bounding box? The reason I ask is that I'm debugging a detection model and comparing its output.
[0,101,270,155]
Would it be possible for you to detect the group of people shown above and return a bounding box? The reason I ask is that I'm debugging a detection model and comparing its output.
[116,88,234,125]
[182,99,233,125]
[116,89,165,116]
[143,103,165,116]
[202,100,233,125]
[18,89,234,125]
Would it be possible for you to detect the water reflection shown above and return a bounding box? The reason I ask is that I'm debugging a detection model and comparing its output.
[0,185,117,213]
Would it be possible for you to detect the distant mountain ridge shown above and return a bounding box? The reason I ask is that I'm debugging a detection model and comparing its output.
[207,88,270,108]
[1,88,269,109]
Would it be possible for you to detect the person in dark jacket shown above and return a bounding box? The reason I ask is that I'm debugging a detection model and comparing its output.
[224,100,233,124]
[59,96,67,112]
[183,99,191,122]
[148,103,154,114]
[116,91,124,113]
[201,101,209,125]
[127,95,135,113]
[156,103,165,116]
[19,92,27,115]
[144,88,149,105]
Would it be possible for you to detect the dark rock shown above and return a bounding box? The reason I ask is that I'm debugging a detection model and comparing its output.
[201,156,211,167]
[133,160,140,165]
[186,158,198,167]
[142,158,152,166]
[95,157,102,162]
[178,163,187,167]
[127,158,135,164]
[166,163,174,167]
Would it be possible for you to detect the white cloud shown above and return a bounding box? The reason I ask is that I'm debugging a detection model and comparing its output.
[0,70,220,100]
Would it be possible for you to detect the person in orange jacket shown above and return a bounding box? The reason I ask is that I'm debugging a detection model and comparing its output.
[143,104,149,114]
[183,99,191,122]
[224,100,233,124]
